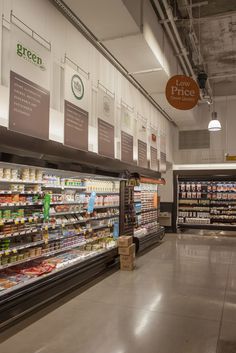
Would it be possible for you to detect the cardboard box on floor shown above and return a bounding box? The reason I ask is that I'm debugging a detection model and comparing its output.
[120,244,135,271]
[118,243,135,256]
[117,236,133,248]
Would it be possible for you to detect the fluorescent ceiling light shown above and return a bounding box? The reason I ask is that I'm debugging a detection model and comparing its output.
[173,164,236,170]
[129,68,163,75]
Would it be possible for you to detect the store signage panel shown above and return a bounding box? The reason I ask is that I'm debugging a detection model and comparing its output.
[10,23,50,89]
[121,131,133,163]
[98,118,114,158]
[121,104,135,164]
[97,87,115,158]
[166,75,199,110]
[149,127,159,171]
[64,63,90,112]
[98,88,115,125]
[9,23,50,140]
[150,146,158,171]
[138,139,148,168]
[64,100,88,151]
[160,152,167,172]
[9,71,50,140]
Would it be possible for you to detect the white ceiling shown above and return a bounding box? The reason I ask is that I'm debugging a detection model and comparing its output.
[63,0,139,40]
[62,0,198,127]
[103,33,162,73]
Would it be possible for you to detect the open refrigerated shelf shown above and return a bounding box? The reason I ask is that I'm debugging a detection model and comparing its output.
[0,163,122,328]
[133,182,164,252]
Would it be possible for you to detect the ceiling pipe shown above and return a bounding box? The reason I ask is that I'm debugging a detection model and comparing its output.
[152,0,189,76]
[160,0,195,78]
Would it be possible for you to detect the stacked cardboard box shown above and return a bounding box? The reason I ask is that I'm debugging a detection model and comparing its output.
[118,236,135,271]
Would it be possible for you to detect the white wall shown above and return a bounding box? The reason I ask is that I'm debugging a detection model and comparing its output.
[174,96,236,164]
[0,0,176,164]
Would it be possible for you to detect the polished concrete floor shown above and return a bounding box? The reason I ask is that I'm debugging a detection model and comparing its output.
[1,233,236,353]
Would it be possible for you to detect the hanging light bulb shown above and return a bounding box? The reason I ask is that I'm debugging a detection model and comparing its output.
[208,112,221,132]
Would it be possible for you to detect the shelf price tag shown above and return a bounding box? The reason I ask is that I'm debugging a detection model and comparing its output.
[12,249,17,254]
[0,220,3,226]
[29,217,33,223]
[5,250,10,256]
[15,219,19,225]
[44,225,48,231]
[21,218,25,224]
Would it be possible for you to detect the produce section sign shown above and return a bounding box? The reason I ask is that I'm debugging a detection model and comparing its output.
[9,23,50,140]
[165,75,200,110]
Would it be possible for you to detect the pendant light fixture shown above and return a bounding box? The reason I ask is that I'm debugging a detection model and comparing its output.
[208,111,221,132]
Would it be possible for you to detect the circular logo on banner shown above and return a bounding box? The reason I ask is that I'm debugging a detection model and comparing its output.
[165,75,200,110]
[103,96,111,117]
[71,74,84,100]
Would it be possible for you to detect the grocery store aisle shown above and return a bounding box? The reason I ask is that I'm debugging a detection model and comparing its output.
[1,233,236,353]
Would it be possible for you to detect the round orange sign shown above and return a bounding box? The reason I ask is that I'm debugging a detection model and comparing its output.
[165,75,200,110]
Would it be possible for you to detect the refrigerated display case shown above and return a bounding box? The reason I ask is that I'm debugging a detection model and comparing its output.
[176,174,236,231]
[133,181,165,251]
[0,162,121,329]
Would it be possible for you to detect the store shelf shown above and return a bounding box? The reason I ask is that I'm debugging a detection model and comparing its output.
[141,219,157,226]
[0,191,42,195]
[141,208,158,213]
[49,210,86,216]
[0,201,43,208]
[0,234,114,270]
[50,201,85,206]
[0,215,44,225]
[93,205,119,209]
[0,227,39,239]
[0,239,45,256]
[137,227,165,252]
[0,179,44,185]
[42,184,85,190]
[85,191,119,195]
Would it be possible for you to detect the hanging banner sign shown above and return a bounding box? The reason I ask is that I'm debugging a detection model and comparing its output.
[137,114,148,168]
[165,75,200,110]
[97,87,115,158]
[120,104,135,163]
[160,134,167,172]
[64,61,89,151]
[121,131,133,163]
[64,101,88,151]
[150,146,158,171]
[138,140,148,168]
[64,61,90,112]
[9,22,50,140]
[149,127,158,171]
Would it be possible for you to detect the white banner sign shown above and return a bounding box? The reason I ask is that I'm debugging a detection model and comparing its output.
[9,22,50,140]
[64,62,90,112]
[10,23,50,89]
[150,127,159,171]
[97,88,115,125]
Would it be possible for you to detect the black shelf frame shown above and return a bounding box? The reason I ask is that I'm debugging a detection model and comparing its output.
[0,247,118,330]
[174,170,236,232]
